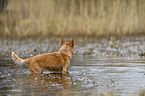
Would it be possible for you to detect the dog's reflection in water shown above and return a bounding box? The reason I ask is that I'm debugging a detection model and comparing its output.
[28,73,72,90]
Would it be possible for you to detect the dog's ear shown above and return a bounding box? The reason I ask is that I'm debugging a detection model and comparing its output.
[61,38,66,45]
[69,38,74,47]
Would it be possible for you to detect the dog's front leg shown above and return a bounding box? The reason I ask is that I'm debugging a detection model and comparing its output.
[62,61,70,73]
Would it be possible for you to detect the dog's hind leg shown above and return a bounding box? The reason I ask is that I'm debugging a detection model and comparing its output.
[29,63,42,74]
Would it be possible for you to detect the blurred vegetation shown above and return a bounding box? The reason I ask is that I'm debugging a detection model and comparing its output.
[0,0,145,39]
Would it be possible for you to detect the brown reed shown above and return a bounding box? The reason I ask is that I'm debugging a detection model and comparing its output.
[0,0,145,39]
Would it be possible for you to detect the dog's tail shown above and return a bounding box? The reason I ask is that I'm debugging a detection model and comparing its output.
[11,52,29,65]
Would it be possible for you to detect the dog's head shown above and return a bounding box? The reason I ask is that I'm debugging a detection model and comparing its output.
[61,38,74,54]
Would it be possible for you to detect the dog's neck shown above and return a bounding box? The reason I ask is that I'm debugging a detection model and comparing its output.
[59,49,72,59]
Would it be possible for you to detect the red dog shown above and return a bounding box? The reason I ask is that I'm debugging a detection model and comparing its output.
[12,38,74,74]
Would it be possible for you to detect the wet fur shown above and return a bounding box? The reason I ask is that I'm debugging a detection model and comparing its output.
[11,38,74,74]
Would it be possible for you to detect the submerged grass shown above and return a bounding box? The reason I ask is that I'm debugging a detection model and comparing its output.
[0,0,145,39]
[0,36,144,59]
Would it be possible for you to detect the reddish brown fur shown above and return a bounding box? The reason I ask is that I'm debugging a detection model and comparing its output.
[19,38,74,74]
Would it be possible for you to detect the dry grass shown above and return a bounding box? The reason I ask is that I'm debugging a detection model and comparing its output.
[0,0,145,39]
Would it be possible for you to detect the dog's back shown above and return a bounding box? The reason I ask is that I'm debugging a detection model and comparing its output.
[29,52,65,71]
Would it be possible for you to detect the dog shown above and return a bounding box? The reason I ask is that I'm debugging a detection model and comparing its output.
[11,38,74,74]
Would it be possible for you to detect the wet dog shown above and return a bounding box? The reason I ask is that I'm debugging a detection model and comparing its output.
[11,38,74,74]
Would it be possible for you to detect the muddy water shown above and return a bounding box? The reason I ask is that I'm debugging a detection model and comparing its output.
[0,57,145,96]
[0,37,145,96]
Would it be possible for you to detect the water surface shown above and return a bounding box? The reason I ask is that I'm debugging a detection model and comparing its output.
[0,37,145,96]
[0,57,145,96]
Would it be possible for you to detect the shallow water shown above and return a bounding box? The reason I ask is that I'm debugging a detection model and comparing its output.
[0,37,145,96]
[0,57,145,96]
